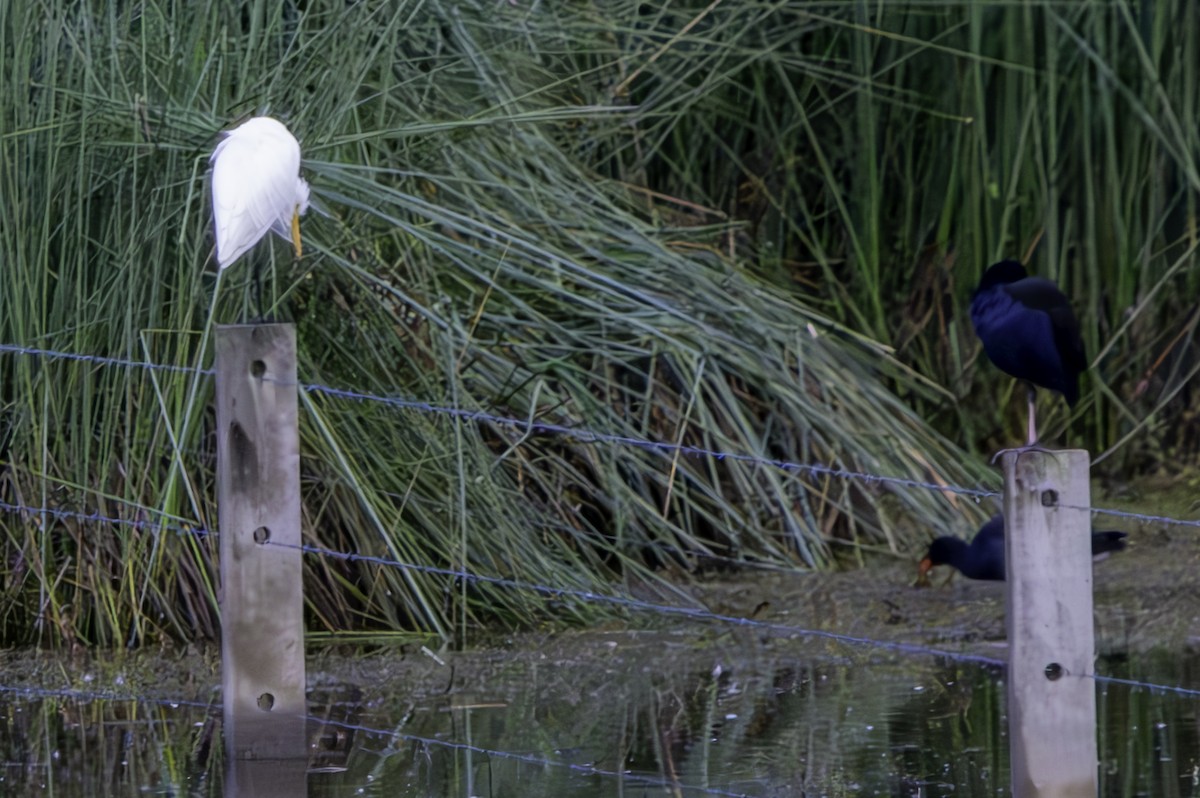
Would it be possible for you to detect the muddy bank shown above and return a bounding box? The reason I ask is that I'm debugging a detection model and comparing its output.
[683,514,1200,659]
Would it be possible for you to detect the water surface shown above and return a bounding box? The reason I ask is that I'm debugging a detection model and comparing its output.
[0,631,1194,796]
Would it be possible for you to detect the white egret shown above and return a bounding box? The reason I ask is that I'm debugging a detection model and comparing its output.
[210,115,310,269]
[173,118,310,538]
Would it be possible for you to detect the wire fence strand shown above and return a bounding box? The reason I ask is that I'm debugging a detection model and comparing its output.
[314,715,762,798]
[0,343,214,376]
[274,538,1009,668]
[1,496,1199,705]
[3,341,1198,528]
[4,341,1200,702]
[0,679,758,797]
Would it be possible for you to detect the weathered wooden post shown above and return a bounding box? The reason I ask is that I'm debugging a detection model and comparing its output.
[216,324,307,769]
[1001,449,1096,796]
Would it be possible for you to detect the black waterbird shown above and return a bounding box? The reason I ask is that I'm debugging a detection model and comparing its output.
[917,513,1127,583]
[970,259,1086,447]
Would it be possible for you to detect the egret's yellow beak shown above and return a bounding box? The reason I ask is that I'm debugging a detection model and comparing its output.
[291,205,303,259]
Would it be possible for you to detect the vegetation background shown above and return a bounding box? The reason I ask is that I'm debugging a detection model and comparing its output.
[0,1,1196,647]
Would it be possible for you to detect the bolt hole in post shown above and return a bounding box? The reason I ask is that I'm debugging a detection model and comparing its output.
[257,692,275,711]
[251,359,267,378]
[1044,662,1064,681]
[1040,489,1058,507]
[253,526,270,544]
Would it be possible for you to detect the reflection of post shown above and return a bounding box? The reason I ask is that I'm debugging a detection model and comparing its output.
[227,759,309,798]
[216,325,307,762]
[1001,450,1095,796]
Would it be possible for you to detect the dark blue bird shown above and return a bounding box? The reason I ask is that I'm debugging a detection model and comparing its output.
[970,259,1086,445]
[917,513,1127,583]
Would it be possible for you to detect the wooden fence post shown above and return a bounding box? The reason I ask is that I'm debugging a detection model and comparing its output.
[1001,449,1096,796]
[216,324,307,763]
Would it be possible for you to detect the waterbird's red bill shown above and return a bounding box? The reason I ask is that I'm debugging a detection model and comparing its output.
[915,557,934,588]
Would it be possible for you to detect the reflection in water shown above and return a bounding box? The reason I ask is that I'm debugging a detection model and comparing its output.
[0,642,1194,796]
[227,758,308,798]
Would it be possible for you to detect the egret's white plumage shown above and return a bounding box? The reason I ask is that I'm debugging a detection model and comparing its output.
[210,116,310,269]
